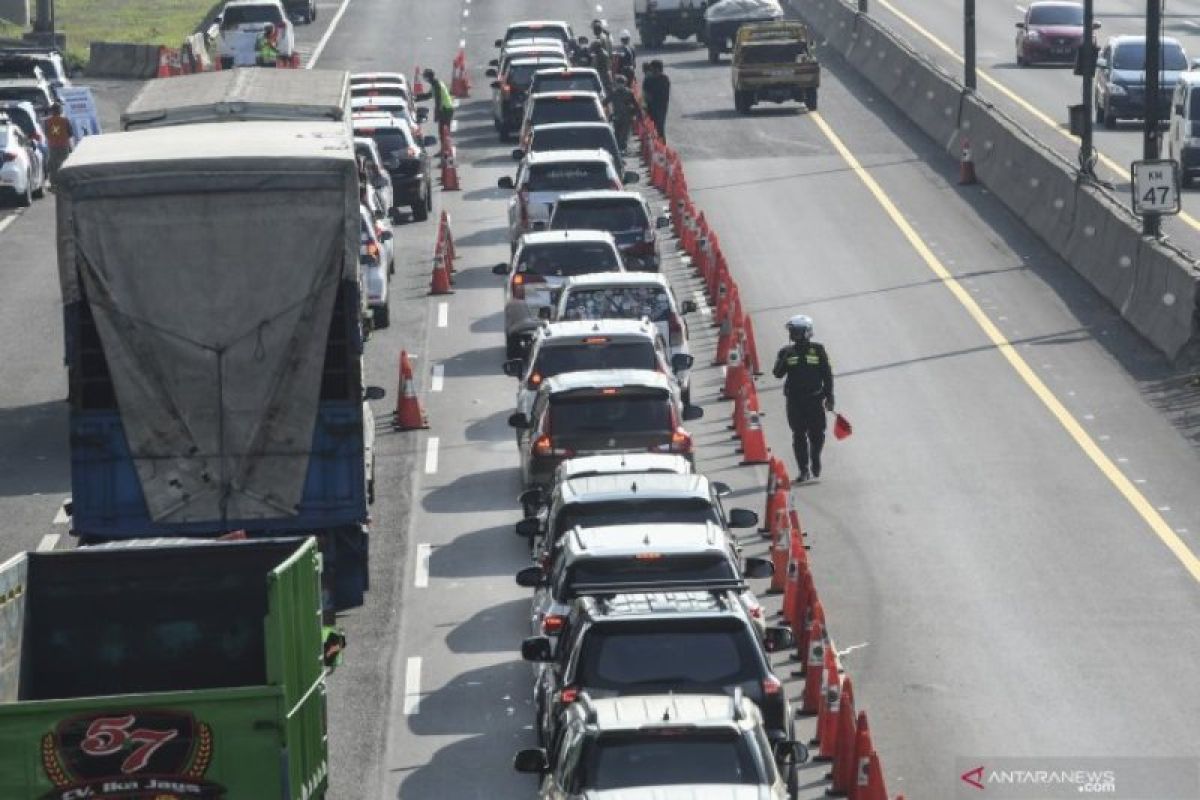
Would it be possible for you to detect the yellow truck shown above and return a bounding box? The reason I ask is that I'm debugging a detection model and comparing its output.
[731,21,820,113]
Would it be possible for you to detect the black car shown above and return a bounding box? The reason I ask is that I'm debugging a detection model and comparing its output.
[353,115,437,222]
[522,589,795,747]
[515,122,624,175]
[1094,35,1189,128]
[489,56,567,141]
[283,0,316,23]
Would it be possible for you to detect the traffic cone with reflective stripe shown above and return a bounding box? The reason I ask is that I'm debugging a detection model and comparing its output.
[156,47,171,78]
[722,337,745,399]
[430,253,453,295]
[441,138,461,191]
[828,677,857,796]
[771,525,792,595]
[795,597,825,675]
[799,619,826,715]
[743,315,763,375]
[849,713,874,800]
[814,656,842,760]
[781,527,807,619]
[738,382,770,465]
[959,138,977,186]
[393,350,428,430]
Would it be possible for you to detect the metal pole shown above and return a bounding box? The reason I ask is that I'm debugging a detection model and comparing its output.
[1144,0,1161,236]
[964,0,977,91]
[1079,0,1096,176]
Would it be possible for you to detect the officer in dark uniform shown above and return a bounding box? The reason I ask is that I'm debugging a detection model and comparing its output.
[772,314,834,481]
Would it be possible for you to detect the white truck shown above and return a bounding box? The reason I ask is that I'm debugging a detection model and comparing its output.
[215,0,296,68]
[634,0,710,47]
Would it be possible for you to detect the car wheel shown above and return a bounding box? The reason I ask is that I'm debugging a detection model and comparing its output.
[367,455,376,504]
[1103,102,1117,130]
[805,88,818,111]
[32,170,45,199]
[374,303,390,329]
[17,175,32,208]
[734,91,752,114]
[426,183,434,212]
[411,196,429,222]
[708,45,721,64]
[388,256,395,277]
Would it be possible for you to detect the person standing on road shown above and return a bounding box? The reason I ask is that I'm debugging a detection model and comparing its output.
[590,39,613,95]
[614,30,637,84]
[419,68,456,139]
[641,60,671,140]
[591,19,613,60]
[772,315,834,482]
[609,75,641,153]
[256,23,279,66]
[44,103,73,187]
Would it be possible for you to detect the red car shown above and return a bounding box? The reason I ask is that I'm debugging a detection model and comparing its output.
[1015,1,1096,67]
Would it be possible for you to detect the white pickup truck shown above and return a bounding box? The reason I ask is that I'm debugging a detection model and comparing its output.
[634,0,710,47]
[215,0,295,67]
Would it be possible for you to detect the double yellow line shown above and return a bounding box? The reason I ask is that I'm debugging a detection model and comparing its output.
[874,0,1200,234]
[808,109,1200,583]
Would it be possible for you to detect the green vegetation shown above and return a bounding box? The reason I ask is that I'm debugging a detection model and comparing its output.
[2,0,216,65]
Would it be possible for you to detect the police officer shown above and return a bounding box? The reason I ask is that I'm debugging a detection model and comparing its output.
[590,39,613,95]
[641,59,670,140]
[772,315,834,481]
[609,75,640,153]
[613,30,637,83]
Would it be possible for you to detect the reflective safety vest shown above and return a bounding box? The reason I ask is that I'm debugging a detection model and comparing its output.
[257,34,279,64]
[434,79,454,113]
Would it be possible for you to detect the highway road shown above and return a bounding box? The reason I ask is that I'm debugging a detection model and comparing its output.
[1,0,1199,798]
[861,0,1200,255]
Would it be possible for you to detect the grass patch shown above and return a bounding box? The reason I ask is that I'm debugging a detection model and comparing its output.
[3,0,216,66]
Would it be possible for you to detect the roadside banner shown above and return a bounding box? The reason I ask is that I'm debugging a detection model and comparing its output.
[57,86,102,139]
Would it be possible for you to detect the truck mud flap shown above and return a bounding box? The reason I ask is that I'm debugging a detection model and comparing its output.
[323,527,369,610]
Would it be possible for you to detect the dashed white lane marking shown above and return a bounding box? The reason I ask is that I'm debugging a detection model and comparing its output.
[36,534,60,552]
[425,436,440,474]
[403,657,423,714]
[414,543,431,587]
[307,0,353,67]
[0,213,17,234]
[431,363,445,392]
[52,504,70,525]
[437,302,448,328]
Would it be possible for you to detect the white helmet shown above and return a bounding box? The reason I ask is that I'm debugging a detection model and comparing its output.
[620,29,632,41]
[786,314,814,335]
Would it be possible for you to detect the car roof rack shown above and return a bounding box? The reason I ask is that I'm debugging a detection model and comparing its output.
[570,577,748,598]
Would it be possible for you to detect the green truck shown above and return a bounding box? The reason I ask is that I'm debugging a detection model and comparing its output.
[0,538,338,799]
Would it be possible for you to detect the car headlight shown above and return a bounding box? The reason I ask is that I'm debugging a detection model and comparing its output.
[1026,30,1042,41]
[1109,83,1127,96]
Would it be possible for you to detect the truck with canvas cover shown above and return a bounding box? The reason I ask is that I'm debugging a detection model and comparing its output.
[731,21,819,112]
[704,0,784,62]
[0,537,337,799]
[120,68,352,131]
[55,121,371,611]
[633,0,709,48]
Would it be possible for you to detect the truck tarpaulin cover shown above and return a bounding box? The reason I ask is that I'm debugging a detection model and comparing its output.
[55,122,359,525]
[705,0,784,20]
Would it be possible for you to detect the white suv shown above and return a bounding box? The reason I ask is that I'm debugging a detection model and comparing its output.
[216,0,295,67]
[0,117,44,206]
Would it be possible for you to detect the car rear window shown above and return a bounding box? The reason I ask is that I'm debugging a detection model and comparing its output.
[562,554,738,596]
[1027,4,1083,25]
[518,242,620,275]
[507,26,570,44]
[549,392,672,436]
[552,200,647,233]
[530,97,604,126]
[0,87,48,108]
[527,162,612,192]
[554,498,721,536]
[576,731,765,791]
[506,63,544,88]
[561,286,672,323]
[532,74,603,95]
[353,86,409,102]
[741,42,807,63]
[221,4,284,26]
[358,128,414,166]
[576,620,761,688]
[0,56,57,81]
[531,128,618,163]
[1113,42,1187,72]
[532,341,658,383]
[0,106,34,137]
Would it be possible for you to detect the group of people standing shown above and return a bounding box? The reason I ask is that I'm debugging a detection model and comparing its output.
[575,21,672,152]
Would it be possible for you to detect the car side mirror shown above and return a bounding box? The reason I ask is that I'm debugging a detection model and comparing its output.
[531,220,548,231]
[416,107,430,122]
[728,508,759,529]
[711,480,732,497]
[1015,21,1025,29]
[490,80,501,89]
[515,518,542,539]
[671,353,694,372]
[494,38,503,47]
[763,625,795,653]
[513,747,550,774]
[372,175,387,188]
[773,740,810,767]
[493,262,511,275]
[1096,57,1108,69]
[498,176,515,190]
[680,300,698,314]
[488,58,499,67]
[422,135,438,147]
[537,306,553,320]
[1092,22,1101,30]
[503,360,525,379]
[516,566,545,588]
[322,629,347,668]
[511,148,525,161]
[508,412,530,429]
[682,405,704,421]
[744,555,774,579]
[521,635,554,662]
[655,215,671,229]
[622,170,640,185]
[364,385,386,401]
[487,68,498,78]
[378,229,393,241]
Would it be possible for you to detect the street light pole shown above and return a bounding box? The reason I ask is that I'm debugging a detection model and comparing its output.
[1144,0,1162,236]
[965,0,977,90]
[1079,0,1096,176]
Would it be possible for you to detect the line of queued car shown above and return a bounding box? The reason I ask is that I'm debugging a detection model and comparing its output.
[487,18,811,799]
[0,46,70,206]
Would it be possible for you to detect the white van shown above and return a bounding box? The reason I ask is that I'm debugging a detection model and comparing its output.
[1167,71,1200,187]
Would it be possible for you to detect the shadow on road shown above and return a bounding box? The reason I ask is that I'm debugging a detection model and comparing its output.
[423,466,521,512]
[443,596,529,652]
[0,400,68,498]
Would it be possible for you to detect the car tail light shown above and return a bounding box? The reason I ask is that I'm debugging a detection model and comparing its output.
[407,145,419,157]
[667,312,684,348]
[541,614,566,634]
[511,272,546,300]
[532,434,575,458]
[526,371,543,389]
[626,240,655,257]
[749,605,763,621]
[666,428,693,455]
[0,150,15,163]
[762,675,783,695]
[374,223,386,238]
[365,241,380,260]
[559,686,579,704]
[30,132,42,142]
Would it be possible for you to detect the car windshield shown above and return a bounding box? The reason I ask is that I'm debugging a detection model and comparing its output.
[561,286,672,323]
[553,201,647,233]
[549,392,672,436]
[221,4,284,26]
[508,26,569,44]
[353,86,409,102]
[0,56,56,80]
[555,499,722,536]
[575,731,765,791]
[527,162,612,192]
[1113,42,1187,72]
[1028,4,1083,26]
[533,74,603,94]
[562,555,738,597]
[531,97,603,125]
[576,620,761,688]
[0,87,47,108]
[506,64,544,88]
[359,128,413,166]
[741,42,806,63]
[532,342,658,383]
[532,128,619,163]
[518,242,620,275]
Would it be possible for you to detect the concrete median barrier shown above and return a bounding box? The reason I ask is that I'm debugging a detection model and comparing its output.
[87,42,162,79]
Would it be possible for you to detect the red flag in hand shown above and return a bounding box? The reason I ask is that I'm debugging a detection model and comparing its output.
[833,413,853,441]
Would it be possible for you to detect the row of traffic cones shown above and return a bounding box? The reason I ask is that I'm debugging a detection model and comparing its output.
[450,45,471,98]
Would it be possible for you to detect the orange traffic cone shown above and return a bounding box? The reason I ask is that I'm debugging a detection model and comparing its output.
[770,525,792,595]
[799,619,826,715]
[828,677,857,796]
[849,713,874,800]
[430,253,453,295]
[156,47,171,78]
[450,47,471,97]
[743,315,763,375]
[814,657,842,760]
[738,384,770,465]
[722,337,745,399]
[412,65,426,95]
[780,528,806,618]
[796,597,825,675]
[393,350,428,430]
[441,140,461,191]
[438,211,457,274]
[959,138,977,185]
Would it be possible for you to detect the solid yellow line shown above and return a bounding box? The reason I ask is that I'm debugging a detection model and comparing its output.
[873,0,1200,233]
[809,109,1200,584]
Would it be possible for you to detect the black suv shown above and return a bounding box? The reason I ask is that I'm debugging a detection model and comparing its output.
[522,590,795,747]
[489,56,567,141]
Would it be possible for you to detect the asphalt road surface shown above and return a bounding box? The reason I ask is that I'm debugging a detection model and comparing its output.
[864,0,1200,256]
[1,0,1199,798]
